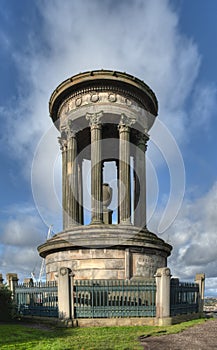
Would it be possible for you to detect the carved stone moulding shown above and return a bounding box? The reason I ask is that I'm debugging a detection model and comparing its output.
[58,91,139,121]
[49,70,158,127]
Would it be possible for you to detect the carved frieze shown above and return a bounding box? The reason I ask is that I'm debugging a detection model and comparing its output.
[58,91,140,120]
[90,93,99,103]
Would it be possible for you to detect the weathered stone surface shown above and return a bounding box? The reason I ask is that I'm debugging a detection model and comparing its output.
[132,253,166,278]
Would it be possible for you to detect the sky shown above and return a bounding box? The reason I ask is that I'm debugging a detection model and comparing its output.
[0,0,217,296]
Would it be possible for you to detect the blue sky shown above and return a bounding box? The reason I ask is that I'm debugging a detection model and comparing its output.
[0,0,217,295]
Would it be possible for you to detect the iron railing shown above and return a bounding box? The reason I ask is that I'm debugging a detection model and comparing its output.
[74,279,156,318]
[15,281,58,317]
[15,278,200,319]
[170,279,199,316]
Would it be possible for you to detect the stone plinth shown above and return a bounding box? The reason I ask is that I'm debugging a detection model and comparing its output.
[38,225,171,281]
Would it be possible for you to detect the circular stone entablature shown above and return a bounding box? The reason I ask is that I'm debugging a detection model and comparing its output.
[49,70,158,127]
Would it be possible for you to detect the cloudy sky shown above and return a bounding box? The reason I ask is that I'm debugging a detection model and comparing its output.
[0,0,217,295]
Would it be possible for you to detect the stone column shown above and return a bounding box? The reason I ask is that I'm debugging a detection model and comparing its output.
[118,114,135,224]
[115,160,120,223]
[77,160,84,225]
[195,273,205,315]
[66,121,78,227]
[86,112,103,224]
[134,132,149,228]
[58,132,68,230]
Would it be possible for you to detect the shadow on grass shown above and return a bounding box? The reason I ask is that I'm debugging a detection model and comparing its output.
[0,320,68,348]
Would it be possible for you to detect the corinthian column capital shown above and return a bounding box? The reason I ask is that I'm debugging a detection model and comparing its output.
[86,111,103,128]
[66,120,77,139]
[136,133,149,151]
[58,136,67,152]
[118,114,136,132]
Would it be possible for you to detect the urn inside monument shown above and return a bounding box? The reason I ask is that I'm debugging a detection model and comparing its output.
[102,183,112,208]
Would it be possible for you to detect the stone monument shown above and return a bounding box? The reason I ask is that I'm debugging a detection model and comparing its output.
[38,70,172,281]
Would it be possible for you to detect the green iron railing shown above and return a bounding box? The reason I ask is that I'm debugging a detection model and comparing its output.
[74,279,156,318]
[15,278,200,319]
[170,279,199,316]
[15,281,58,317]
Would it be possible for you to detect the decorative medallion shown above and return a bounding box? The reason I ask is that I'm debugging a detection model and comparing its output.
[125,98,132,106]
[90,93,99,103]
[60,267,68,276]
[75,97,82,107]
[108,93,117,102]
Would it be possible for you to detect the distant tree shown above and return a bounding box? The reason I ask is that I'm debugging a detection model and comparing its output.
[0,285,14,321]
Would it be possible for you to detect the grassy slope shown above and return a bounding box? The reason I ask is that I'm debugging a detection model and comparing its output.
[0,319,207,350]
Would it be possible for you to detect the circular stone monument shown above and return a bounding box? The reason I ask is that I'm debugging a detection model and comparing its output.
[38,70,172,281]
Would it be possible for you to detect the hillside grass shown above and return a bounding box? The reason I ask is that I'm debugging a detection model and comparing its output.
[0,318,206,350]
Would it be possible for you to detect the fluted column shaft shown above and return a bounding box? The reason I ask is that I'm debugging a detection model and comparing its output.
[86,112,103,224]
[58,136,68,230]
[77,160,84,225]
[134,133,148,228]
[66,125,78,227]
[118,116,131,224]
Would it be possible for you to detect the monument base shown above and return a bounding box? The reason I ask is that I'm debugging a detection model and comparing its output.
[38,225,172,281]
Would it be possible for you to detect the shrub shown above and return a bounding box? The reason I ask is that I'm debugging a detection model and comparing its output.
[0,285,14,321]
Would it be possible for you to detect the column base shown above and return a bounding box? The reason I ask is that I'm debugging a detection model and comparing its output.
[90,219,103,225]
[119,219,132,225]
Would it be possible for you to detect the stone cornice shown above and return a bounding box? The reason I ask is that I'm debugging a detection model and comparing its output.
[49,70,158,124]
[37,225,172,259]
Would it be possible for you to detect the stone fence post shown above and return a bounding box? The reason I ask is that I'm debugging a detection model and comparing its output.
[195,273,205,315]
[0,274,4,287]
[155,267,172,326]
[58,267,74,322]
[6,273,18,299]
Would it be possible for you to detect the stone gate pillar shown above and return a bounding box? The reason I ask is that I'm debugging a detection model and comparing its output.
[0,274,4,286]
[195,273,205,315]
[155,267,172,326]
[58,267,72,320]
[6,273,18,300]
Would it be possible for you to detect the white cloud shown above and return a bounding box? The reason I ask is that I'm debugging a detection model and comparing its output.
[157,182,217,283]
[4,0,202,158]
[190,83,217,131]
[0,204,46,247]
[0,244,42,281]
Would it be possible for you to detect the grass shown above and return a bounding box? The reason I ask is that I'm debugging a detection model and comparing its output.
[0,318,207,350]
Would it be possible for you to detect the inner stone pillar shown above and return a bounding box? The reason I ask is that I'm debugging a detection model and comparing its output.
[66,122,78,227]
[115,160,120,223]
[86,112,103,224]
[118,114,132,224]
[77,160,84,225]
[134,133,148,228]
